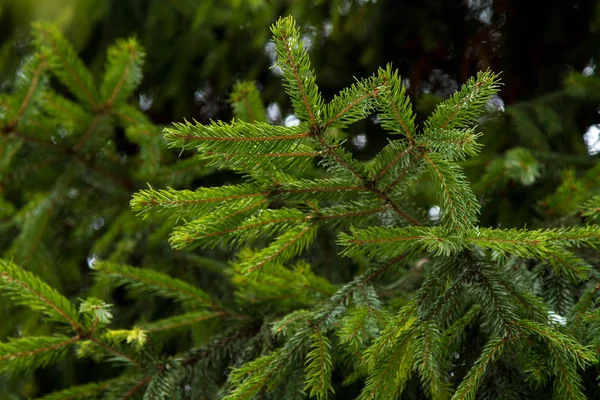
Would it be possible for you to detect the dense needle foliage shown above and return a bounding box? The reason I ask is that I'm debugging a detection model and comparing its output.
[1,11,600,400]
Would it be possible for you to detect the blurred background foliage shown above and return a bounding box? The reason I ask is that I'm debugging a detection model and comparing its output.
[1,0,600,397]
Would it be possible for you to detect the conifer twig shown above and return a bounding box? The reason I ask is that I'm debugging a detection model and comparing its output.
[7,55,47,129]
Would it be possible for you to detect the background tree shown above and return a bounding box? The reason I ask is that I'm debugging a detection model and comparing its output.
[0,0,599,398]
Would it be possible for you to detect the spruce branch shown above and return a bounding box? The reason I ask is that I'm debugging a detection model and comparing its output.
[274,177,366,202]
[170,202,387,251]
[271,16,324,127]
[139,310,229,333]
[91,261,217,309]
[441,304,482,351]
[422,153,479,230]
[419,270,471,323]
[414,128,482,161]
[72,112,108,153]
[4,129,135,189]
[514,320,594,400]
[411,322,448,400]
[315,137,422,225]
[235,223,318,274]
[337,306,372,354]
[42,91,92,130]
[182,325,260,368]
[376,65,417,142]
[469,260,519,335]
[230,81,267,123]
[0,259,81,329]
[6,52,48,129]
[362,303,417,373]
[359,327,415,400]
[339,226,458,259]
[99,14,600,400]
[370,142,415,183]
[312,256,406,328]
[165,120,309,148]
[424,70,501,136]
[304,326,334,400]
[580,195,600,223]
[233,261,335,307]
[84,335,142,367]
[163,120,312,173]
[323,75,382,129]
[100,37,144,108]
[225,333,308,400]
[340,226,600,267]
[118,374,152,399]
[33,377,122,400]
[568,283,600,333]
[32,22,99,108]
[131,183,265,220]
[0,335,79,375]
[451,334,519,400]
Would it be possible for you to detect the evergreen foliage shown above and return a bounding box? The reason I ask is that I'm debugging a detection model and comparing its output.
[1,13,600,400]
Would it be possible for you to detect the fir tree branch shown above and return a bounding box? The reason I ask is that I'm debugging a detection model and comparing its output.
[0,335,79,374]
[92,261,217,309]
[271,16,323,127]
[569,283,600,333]
[21,197,53,266]
[278,183,363,195]
[131,184,264,219]
[164,120,310,151]
[119,375,151,399]
[374,145,415,183]
[422,153,478,230]
[227,329,310,400]
[86,336,142,367]
[323,76,382,129]
[171,203,387,251]
[274,178,368,202]
[324,89,380,128]
[469,259,519,334]
[441,304,482,351]
[101,38,144,108]
[241,224,317,273]
[420,270,470,322]
[411,322,448,400]
[382,153,423,194]
[425,70,500,135]
[7,54,47,129]
[513,319,595,368]
[514,319,594,400]
[315,133,421,225]
[359,328,414,400]
[304,326,334,400]
[140,311,229,333]
[0,259,81,330]
[183,326,260,367]
[34,378,120,399]
[337,306,371,352]
[4,130,135,189]
[451,334,519,400]
[207,148,327,159]
[168,129,310,142]
[72,113,105,153]
[377,65,416,143]
[312,256,405,330]
[548,345,582,400]
[230,81,266,123]
[33,22,99,108]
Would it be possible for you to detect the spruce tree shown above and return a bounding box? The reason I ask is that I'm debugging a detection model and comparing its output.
[1,15,600,400]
